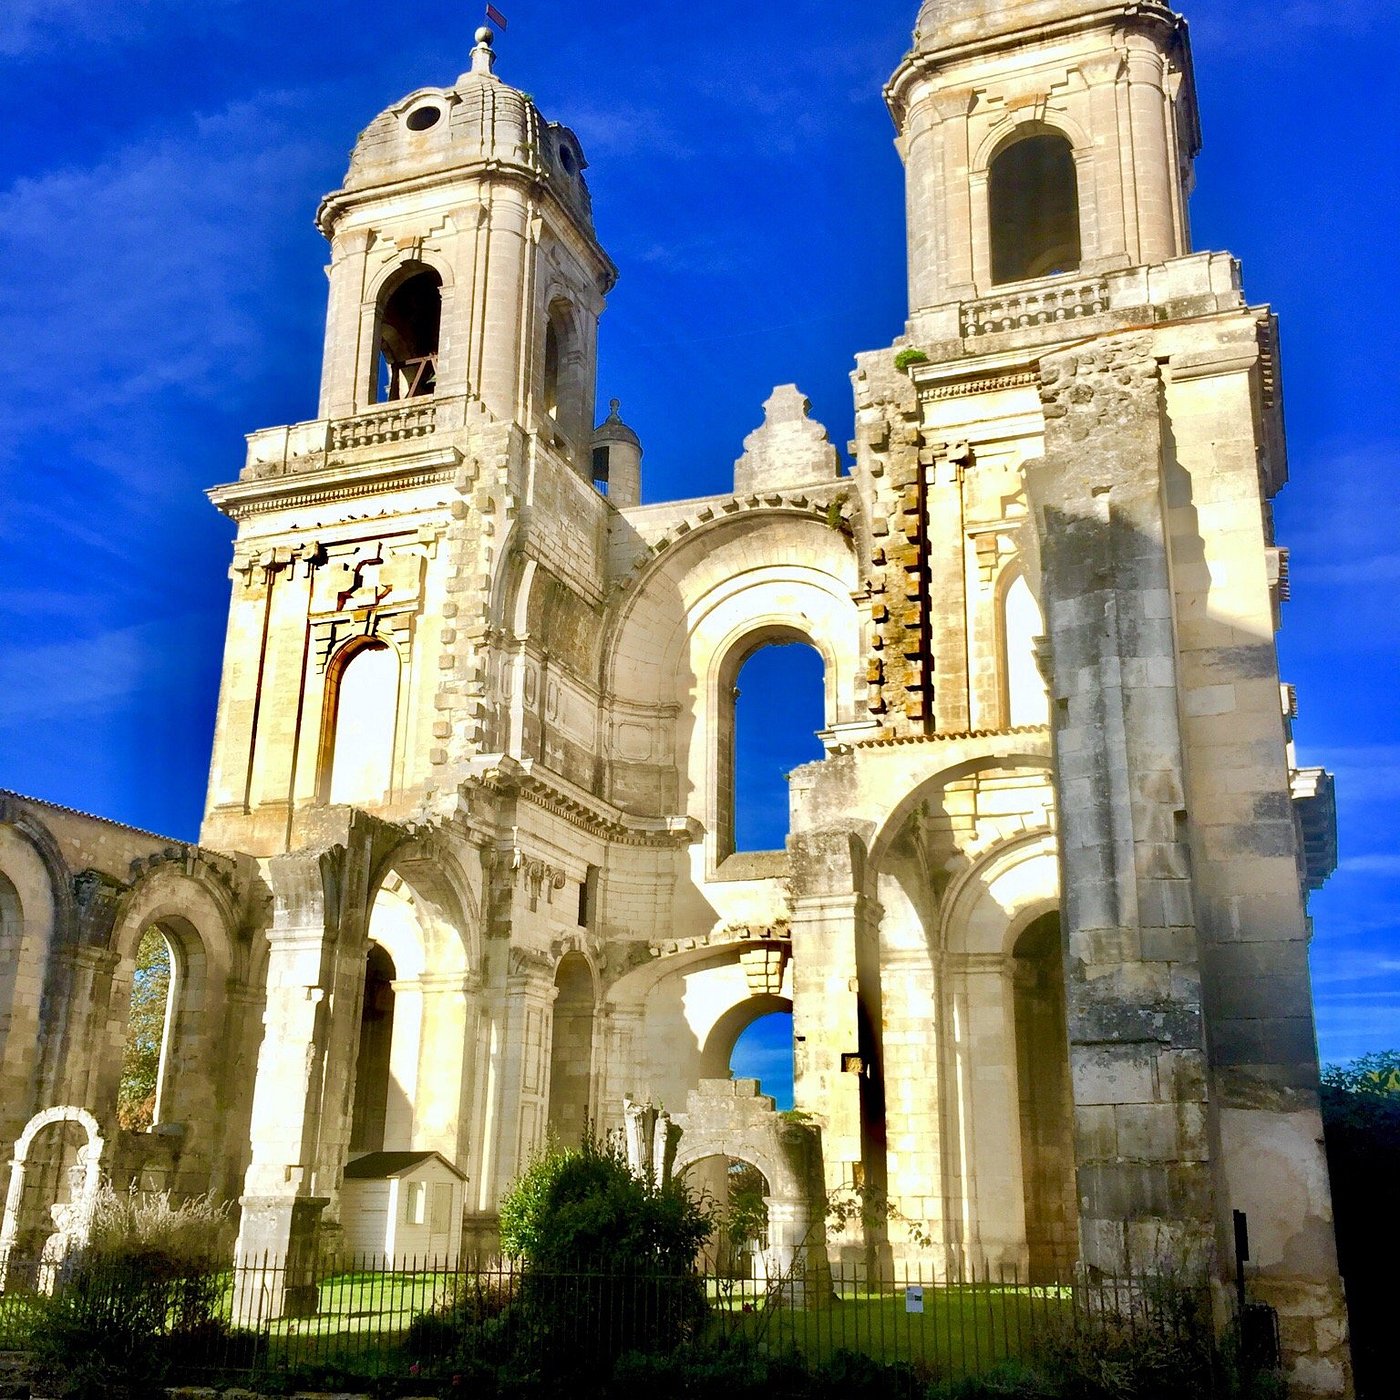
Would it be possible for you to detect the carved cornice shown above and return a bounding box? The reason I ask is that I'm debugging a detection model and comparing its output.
[851,724,1051,751]
[463,762,696,849]
[209,449,460,521]
[917,369,1040,402]
[649,920,791,962]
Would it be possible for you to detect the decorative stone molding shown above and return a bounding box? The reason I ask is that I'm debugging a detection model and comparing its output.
[961,278,1111,338]
[649,920,792,962]
[918,369,1039,403]
[610,491,854,599]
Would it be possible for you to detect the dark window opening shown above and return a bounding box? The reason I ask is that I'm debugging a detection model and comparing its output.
[592,445,611,494]
[989,134,1082,285]
[577,866,599,928]
[543,319,561,420]
[405,106,441,132]
[377,267,442,403]
[350,943,397,1153]
[1013,912,1078,1281]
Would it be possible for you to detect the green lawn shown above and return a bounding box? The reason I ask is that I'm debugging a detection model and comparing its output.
[2,1266,1073,1384]
[708,1281,1070,1376]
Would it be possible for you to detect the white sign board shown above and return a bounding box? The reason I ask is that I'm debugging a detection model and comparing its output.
[905,1285,925,1314]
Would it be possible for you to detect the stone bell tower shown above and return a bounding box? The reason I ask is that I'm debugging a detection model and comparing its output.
[787,2,1351,1391]
[203,27,618,857]
[213,27,626,1290]
[893,0,1199,340]
[315,27,613,459]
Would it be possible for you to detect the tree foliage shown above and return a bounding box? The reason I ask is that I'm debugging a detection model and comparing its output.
[500,1133,712,1271]
[496,1135,714,1377]
[117,929,172,1132]
[1319,1050,1399,1400]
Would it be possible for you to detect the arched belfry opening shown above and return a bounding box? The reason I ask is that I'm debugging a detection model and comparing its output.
[989,133,1082,285]
[1012,912,1078,1281]
[376,265,441,402]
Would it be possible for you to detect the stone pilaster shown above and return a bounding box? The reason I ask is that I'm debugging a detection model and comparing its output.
[1026,333,1213,1274]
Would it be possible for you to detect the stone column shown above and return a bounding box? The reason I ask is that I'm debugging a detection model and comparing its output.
[233,841,373,1317]
[1026,334,1213,1275]
[947,953,1027,1272]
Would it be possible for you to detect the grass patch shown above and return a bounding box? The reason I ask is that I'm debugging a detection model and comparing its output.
[710,1284,1069,1376]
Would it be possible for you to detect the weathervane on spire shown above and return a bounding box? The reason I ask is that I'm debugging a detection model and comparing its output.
[485,4,508,30]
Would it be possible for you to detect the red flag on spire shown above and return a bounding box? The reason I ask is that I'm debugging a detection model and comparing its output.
[485,4,508,28]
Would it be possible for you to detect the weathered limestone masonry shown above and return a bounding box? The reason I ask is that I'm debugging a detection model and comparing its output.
[1028,336,1214,1272]
[0,4,1351,1393]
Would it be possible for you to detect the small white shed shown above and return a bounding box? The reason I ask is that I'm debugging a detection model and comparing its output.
[340,1151,466,1267]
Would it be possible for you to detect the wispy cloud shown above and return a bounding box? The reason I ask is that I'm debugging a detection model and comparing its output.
[0,614,202,725]
[1340,855,1400,878]
[0,92,325,507]
[0,0,236,57]
[567,102,694,162]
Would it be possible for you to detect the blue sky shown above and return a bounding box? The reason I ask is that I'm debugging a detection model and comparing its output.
[0,1,1395,1079]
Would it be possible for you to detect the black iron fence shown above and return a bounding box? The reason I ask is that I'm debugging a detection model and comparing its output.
[0,1249,1222,1392]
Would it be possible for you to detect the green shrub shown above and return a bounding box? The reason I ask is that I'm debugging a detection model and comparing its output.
[27,1188,233,1400]
[496,1135,713,1377]
[894,347,930,370]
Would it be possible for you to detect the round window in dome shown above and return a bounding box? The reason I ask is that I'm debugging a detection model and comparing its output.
[557,145,577,176]
[406,106,442,132]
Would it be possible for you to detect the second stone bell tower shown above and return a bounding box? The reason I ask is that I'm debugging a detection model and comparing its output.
[890,0,1199,334]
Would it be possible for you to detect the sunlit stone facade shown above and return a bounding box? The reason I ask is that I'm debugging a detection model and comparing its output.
[0,6,1351,1392]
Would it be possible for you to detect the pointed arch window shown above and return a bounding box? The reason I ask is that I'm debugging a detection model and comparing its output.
[989,133,1081,285]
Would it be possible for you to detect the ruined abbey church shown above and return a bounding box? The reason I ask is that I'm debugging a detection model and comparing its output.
[0,1,1353,1392]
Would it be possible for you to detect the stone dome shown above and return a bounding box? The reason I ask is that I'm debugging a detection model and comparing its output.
[329,30,594,233]
[914,0,1153,52]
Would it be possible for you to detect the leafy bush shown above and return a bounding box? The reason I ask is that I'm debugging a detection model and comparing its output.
[405,1270,517,1363]
[28,1188,233,1400]
[495,1135,713,1377]
[501,1133,711,1271]
[1321,1050,1400,1400]
[894,347,930,370]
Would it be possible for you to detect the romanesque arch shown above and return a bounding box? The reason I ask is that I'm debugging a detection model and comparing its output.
[0,1106,104,1283]
[602,509,861,870]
